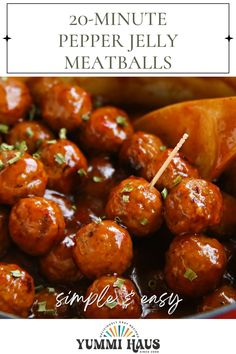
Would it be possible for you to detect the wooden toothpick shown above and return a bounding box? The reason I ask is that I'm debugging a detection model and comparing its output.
[149,133,189,189]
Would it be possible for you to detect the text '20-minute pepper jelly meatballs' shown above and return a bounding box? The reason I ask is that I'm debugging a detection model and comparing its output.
[0,148,48,205]
[0,78,32,125]
[39,138,87,194]
[79,106,133,154]
[106,176,163,237]
[73,220,133,279]
[9,197,65,256]
[164,234,227,297]
[84,275,141,319]
[164,177,223,235]
[119,131,164,178]
[0,263,34,318]
[41,82,92,131]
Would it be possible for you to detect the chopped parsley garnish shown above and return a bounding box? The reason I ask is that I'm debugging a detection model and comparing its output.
[11,269,24,278]
[173,175,182,187]
[113,278,125,289]
[72,204,77,211]
[0,124,9,134]
[77,168,87,177]
[140,217,148,226]
[26,127,34,138]
[184,268,198,282]
[159,145,167,151]
[161,187,168,199]
[93,176,103,183]
[116,116,128,127]
[82,113,90,121]
[47,140,57,145]
[122,195,130,203]
[15,141,28,153]
[54,153,66,165]
[47,287,55,293]
[37,301,56,314]
[8,151,22,165]
[121,184,133,193]
[33,152,40,159]
[59,128,67,140]
[0,143,14,151]
[105,299,118,309]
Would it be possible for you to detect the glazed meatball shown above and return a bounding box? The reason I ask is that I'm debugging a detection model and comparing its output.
[145,148,199,190]
[27,77,60,104]
[82,155,117,199]
[40,232,83,284]
[9,197,65,256]
[0,263,34,317]
[164,178,223,235]
[39,139,87,194]
[198,285,236,313]
[73,220,133,279]
[164,234,227,297]
[31,287,69,318]
[0,78,32,125]
[119,131,164,178]
[79,106,133,154]
[0,206,10,257]
[106,177,163,237]
[0,150,48,205]
[84,275,141,319]
[44,189,76,223]
[41,82,92,131]
[73,195,106,228]
[7,121,54,154]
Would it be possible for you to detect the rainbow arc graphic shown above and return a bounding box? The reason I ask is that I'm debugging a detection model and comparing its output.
[102,323,136,338]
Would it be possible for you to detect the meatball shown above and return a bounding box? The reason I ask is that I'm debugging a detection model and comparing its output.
[119,131,164,178]
[27,77,60,104]
[31,287,69,318]
[84,275,141,319]
[73,220,133,279]
[39,139,87,194]
[164,234,227,297]
[106,177,163,237]
[198,285,236,313]
[145,148,199,190]
[0,263,34,317]
[44,189,75,223]
[0,78,32,125]
[73,195,106,228]
[9,197,65,256]
[7,121,54,154]
[82,155,117,199]
[0,206,10,257]
[0,150,47,205]
[41,82,92,131]
[40,232,83,284]
[164,178,223,235]
[79,106,133,154]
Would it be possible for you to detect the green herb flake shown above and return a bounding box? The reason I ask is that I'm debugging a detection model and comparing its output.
[8,151,22,165]
[159,145,167,151]
[54,153,66,165]
[105,299,118,309]
[93,176,103,183]
[0,143,14,151]
[15,141,28,153]
[113,278,125,289]
[121,184,133,193]
[77,168,87,177]
[122,195,130,203]
[0,124,9,134]
[47,287,55,293]
[82,113,90,121]
[47,140,57,145]
[72,204,77,211]
[184,268,198,282]
[33,152,40,159]
[26,127,34,138]
[161,187,168,199]
[59,128,67,140]
[116,116,128,127]
[10,269,24,278]
[173,175,182,187]
[140,217,148,226]
[37,301,47,312]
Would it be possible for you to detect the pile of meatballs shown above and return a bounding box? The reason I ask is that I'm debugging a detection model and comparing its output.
[0,77,236,319]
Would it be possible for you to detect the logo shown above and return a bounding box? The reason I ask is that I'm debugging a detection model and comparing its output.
[76,321,160,353]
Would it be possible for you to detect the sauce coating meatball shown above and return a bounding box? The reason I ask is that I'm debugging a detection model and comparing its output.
[164,178,223,235]
[41,82,92,131]
[84,275,141,319]
[0,78,32,125]
[164,234,227,297]
[7,121,54,154]
[79,106,133,154]
[31,287,69,318]
[119,131,164,178]
[40,232,83,284]
[0,263,34,317]
[44,189,76,223]
[27,77,60,104]
[0,206,10,257]
[39,139,87,194]
[198,285,236,313]
[9,197,65,256]
[146,148,199,190]
[73,220,133,279]
[106,177,163,237]
[0,150,48,205]
[73,195,106,228]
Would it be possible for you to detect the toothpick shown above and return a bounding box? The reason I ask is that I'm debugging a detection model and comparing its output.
[149,133,189,189]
